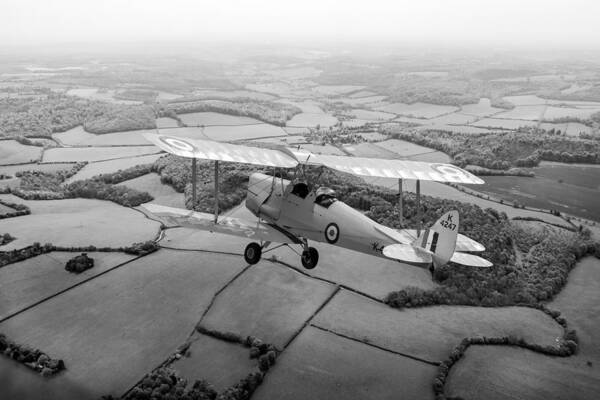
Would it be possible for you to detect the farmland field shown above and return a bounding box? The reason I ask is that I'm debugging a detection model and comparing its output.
[418,124,494,134]
[476,162,600,220]
[471,118,537,129]
[42,146,161,163]
[446,346,600,400]
[200,262,336,348]
[0,249,246,399]
[0,251,136,321]
[427,112,478,125]
[0,162,74,177]
[286,113,338,128]
[345,142,399,158]
[348,109,396,121]
[203,123,287,141]
[312,85,365,96]
[179,112,264,126]
[65,153,163,184]
[338,95,388,107]
[538,122,592,136]
[155,117,179,128]
[543,106,600,120]
[374,139,451,162]
[459,98,503,117]
[0,195,160,250]
[494,105,547,120]
[116,172,185,208]
[170,333,256,392]
[52,126,154,146]
[313,290,562,362]
[298,143,345,155]
[0,140,43,165]
[253,326,437,400]
[192,89,276,101]
[375,102,459,118]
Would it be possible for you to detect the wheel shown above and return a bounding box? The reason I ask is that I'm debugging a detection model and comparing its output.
[244,242,262,265]
[301,247,319,270]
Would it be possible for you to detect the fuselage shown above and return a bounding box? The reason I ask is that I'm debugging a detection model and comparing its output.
[245,173,397,259]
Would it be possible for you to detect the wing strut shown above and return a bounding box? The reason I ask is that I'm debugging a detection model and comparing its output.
[214,160,219,224]
[397,178,403,227]
[416,179,421,235]
[192,158,197,208]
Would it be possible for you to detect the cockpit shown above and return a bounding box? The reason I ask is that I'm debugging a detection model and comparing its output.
[290,182,310,199]
[315,187,337,208]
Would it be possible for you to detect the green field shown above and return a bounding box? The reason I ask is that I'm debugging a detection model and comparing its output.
[313,290,562,362]
[375,102,459,118]
[446,346,600,400]
[0,251,136,320]
[42,146,161,163]
[201,262,336,348]
[65,153,163,184]
[170,333,256,392]
[0,195,160,250]
[286,113,338,128]
[0,140,43,165]
[116,173,185,208]
[179,112,263,126]
[253,326,437,400]
[203,124,287,141]
[52,126,153,146]
[0,249,246,399]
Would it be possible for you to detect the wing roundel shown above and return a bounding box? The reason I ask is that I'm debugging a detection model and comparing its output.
[144,133,298,168]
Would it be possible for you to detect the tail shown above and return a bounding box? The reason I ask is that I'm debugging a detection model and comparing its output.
[412,210,458,268]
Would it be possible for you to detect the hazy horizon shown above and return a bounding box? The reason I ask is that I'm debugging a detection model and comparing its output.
[2,0,600,51]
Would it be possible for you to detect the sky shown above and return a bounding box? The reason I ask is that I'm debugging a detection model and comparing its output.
[1,0,599,49]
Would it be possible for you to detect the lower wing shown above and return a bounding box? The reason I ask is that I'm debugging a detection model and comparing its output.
[141,204,292,244]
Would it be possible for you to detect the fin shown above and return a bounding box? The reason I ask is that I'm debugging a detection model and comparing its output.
[412,210,459,268]
[450,252,493,267]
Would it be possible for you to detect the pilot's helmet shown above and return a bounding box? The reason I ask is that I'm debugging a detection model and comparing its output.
[315,187,336,198]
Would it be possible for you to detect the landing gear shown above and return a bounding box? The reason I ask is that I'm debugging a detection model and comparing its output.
[301,247,319,270]
[244,242,262,265]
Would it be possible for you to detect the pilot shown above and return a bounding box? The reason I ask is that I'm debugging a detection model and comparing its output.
[291,182,310,198]
[315,187,336,208]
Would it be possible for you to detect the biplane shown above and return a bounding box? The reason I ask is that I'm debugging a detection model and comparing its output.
[141,133,492,276]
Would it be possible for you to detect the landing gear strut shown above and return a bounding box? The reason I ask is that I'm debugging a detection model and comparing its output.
[244,242,262,265]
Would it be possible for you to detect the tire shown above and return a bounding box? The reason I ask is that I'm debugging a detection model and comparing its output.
[324,223,339,244]
[244,242,262,265]
[301,247,319,270]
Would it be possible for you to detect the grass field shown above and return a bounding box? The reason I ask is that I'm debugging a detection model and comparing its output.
[286,113,338,128]
[192,89,276,101]
[0,195,160,250]
[373,139,451,162]
[313,290,562,363]
[549,257,600,364]
[42,146,161,163]
[348,90,378,98]
[362,178,571,226]
[348,109,396,121]
[155,117,179,128]
[338,95,388,107]
[0,251,136,320]
[471,118,537,129]
[375,102,459,118]
[417,124,494,134]
[276,99,324,114]
[459,98,503,117]
[201,262,336,348]
[52,126,153,146]
[203,124,287,141]
[116,172,185,208]
[170,332,256,392]
[0,203,15,214]
[0,249,246,399]
[539,122,592,136]
[344,142,400,158]
[494,105,546,120]
[64,153,164,184]
[0,162,74,177]
[446,346,600,400]
[298,143,345,155]
[428,112,478,125]
[253,326,437,400]
[543,106,600,120]
[312,85,365,96]
[0,140,43,165]
[179,112,263,126]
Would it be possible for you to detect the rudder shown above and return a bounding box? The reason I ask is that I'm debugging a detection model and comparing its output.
[412,210,459,268]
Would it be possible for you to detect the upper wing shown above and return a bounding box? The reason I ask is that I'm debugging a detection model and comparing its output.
[291,150,484,184]
[144,133,298,168]
[141,203,292,243]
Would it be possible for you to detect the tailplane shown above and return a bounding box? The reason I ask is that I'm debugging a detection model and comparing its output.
[412,210,458,268]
